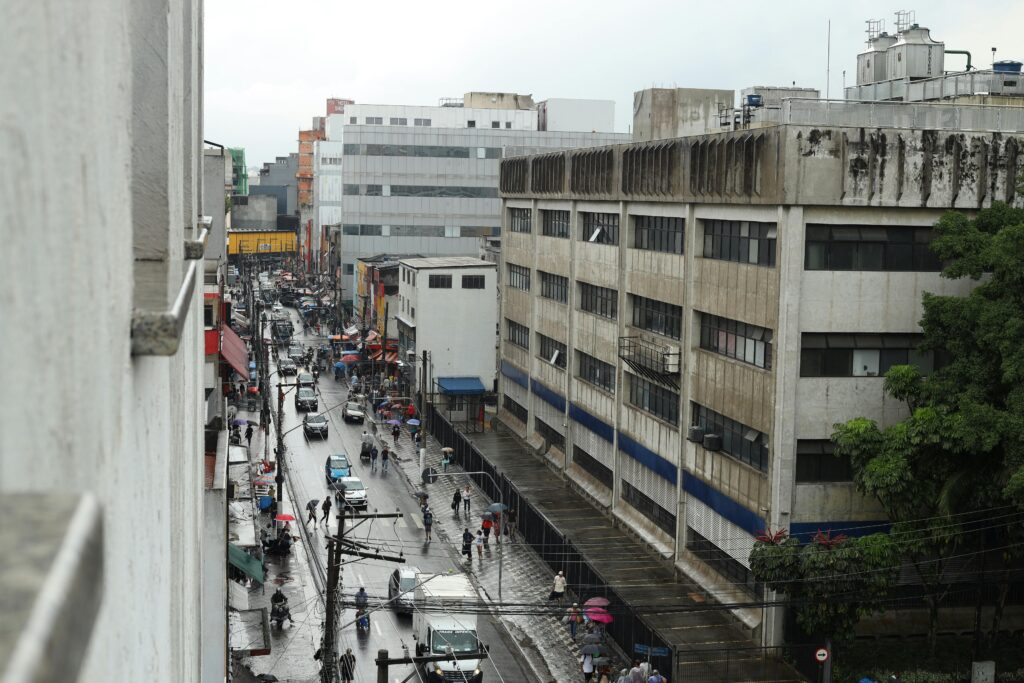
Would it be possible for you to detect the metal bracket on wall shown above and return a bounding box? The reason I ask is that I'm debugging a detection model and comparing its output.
[131,260,198,356]
[184,225,210,260]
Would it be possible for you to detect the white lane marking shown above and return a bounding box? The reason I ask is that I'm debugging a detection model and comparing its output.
[408,515,423,530]
[374,619,382,637]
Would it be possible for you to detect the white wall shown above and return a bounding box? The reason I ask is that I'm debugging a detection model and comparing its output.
[0,1,210,681]
[539,98,616,132]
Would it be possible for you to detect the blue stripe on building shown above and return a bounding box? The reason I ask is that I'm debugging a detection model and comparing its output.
[568,402,614,443]
[789,520,890,540]
[617,432,677,485]
[530,378,566,412]
[683,474,765,536]
[499,360,529,389]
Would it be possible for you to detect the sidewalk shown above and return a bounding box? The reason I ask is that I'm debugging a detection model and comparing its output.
[370,420,619,683]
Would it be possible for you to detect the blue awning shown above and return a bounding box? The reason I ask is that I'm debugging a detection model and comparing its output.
[436,376,486,395]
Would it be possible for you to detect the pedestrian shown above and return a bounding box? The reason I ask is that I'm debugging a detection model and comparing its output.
[370,446,379,472]
[580,652,596,682]
[549,570,567,605]
[639,660,651,681]
[340,648,356,683]
[245,424,254,447]
[414,430,422,449]
[451,488,462,513]
[381,446,390,473]
[615,669,630,683]
[461,528,473,562]
[463,485,471,514]
[305,499,317,525]
[474,530,485,558]
[646,669,667,683]
[321,496,332,525]
[565,603,583,640]
[423,507,434,542]
[505,507,517,539]
[628,661,645,683]
[482,516,493,545]
[392,424,401,445]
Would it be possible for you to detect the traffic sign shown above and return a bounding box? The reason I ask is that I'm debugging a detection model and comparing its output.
[815,647,829,663]
[633,644,672,657]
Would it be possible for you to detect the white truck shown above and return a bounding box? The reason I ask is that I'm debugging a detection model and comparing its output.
[412,573,484,682]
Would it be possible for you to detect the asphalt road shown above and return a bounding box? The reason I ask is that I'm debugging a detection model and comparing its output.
[274,314,536,683]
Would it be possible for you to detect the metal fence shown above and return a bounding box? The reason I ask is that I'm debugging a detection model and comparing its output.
[425,406,675,676]
[677,644,821,683]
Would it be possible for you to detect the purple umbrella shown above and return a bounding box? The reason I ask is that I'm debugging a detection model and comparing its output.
[386,419,403,425]
[407,418,421,426]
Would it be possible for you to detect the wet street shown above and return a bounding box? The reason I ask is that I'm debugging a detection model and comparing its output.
[261,310,537,683]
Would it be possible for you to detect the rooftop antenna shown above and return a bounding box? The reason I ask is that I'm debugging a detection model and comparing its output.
[826,20,831,99]
[992,47,997,68]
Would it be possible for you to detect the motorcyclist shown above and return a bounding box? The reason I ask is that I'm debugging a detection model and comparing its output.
[355,586,369,611]
[271,588,288,607]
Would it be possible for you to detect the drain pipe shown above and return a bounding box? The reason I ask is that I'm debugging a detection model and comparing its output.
[945,49,973,71]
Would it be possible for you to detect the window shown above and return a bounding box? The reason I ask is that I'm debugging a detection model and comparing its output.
[343,263,355,275]
[414,118,432,127]
[428,274,452,289]
[577,351,615,392]
[691,403,769,473]
[349,116,357,124]
[342,224,383,236]
[539,271,568,303]
[687,528,762,598]
[343,184,360,195]
[799,333,935,377]
[365,184,383,196]
[578,282,618,320]
[411,306,415,318]
[537,333,567,368]
[622,481,676,535]
[503,394,528,423]
[699,313,773,370]
[573,446,613,488]
[703,220,777,267]
[627,374,679,424]
[507,263,531,291]
[795,440,853,483]
[535,419,566,450]
[203,301,214,327]
[467,120,476,128]
[505,121,512,129]
[506,319,529,349]
[630,294,682,339]
[541,210,570,238]
[366,116,383,124]
[340,144,502,158]
[491,121,500,128]
[509,208,532,233]
[461,275,485,289]
[389,117,408,125]
[634,215,684,254]
[387,185,499,198]
[804,225,942,271]
[581,212,619,245]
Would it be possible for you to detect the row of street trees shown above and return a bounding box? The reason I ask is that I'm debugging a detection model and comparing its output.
[751,202,1024,656]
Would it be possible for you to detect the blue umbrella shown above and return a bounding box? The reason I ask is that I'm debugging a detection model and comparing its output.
[386,419,403,425]
[407,419,421,426]
[334,362,345,369]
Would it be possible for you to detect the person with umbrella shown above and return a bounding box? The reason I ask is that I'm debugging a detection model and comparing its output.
[580,651,596,682]
[321,496,332,525]
[565,602,583,640]
[305,499,318,525]
[481,514,494,544]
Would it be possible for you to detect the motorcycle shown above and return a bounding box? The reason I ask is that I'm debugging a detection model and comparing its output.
[270,591,292,628]
[355,608,370,633]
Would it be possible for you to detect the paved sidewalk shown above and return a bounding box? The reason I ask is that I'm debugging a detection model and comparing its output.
[368,420,607,683]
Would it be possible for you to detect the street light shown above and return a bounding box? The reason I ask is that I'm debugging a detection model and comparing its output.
[426,470,505,603]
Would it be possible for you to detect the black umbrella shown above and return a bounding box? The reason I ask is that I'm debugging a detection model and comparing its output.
[306,499,319,510]
[413,491,430,500]
[581,633,603,644]
[579,644,605,655]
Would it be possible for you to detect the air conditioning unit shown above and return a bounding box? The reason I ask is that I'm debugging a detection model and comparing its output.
[703,433,722,451]
[687,426,705,443]
[662,345,681,374]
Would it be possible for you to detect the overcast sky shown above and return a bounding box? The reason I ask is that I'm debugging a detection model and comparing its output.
[205,0,1024,168]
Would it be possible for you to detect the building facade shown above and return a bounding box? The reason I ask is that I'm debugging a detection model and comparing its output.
[1,0,219,681]
[252,153,298,218]
[497,97,1023,642]
[396,257,498,396]
[315,95,631,306]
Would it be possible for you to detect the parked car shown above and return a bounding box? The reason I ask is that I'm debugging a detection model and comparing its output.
[278,358,297,375]
[387,566,421,614]
[325,454,352,482]
[295,388,318,412]
[331,476,367,510]
[303,413,329,439]
[341,401,365,423]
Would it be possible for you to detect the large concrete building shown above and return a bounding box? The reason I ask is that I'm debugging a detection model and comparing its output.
[1,0,221,681]
[314,93,631,308]
[496,93,1022,644]
[252,153,298,218]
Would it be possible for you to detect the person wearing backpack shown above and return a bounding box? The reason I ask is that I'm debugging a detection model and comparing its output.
[423,507,434,542]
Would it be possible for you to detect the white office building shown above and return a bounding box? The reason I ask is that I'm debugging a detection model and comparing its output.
[312,94,630,308]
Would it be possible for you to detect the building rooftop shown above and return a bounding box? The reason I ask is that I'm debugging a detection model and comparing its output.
[400,256,496,270]
[358,253,423,265]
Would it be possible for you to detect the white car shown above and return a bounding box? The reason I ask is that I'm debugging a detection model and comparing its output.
[341,401,365,423]
[332,476,367,510]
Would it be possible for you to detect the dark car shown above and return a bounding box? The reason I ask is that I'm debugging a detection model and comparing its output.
[324,454,351,482]
[297,371,315,388]
[303,413,329,439]
[387,566,421,614]
[278,358,297,375]
[295,387,318,412]
[288,345,304,363]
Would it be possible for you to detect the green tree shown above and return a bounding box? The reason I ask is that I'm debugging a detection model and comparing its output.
[832,202,1024,655]
[750,530,899,644]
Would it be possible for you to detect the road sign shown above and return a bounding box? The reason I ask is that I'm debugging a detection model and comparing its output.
[815,647,829,663]
[633,644,672,657]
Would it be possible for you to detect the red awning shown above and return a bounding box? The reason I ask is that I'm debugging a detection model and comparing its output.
[220,324,249,378]
[204,329,219,356]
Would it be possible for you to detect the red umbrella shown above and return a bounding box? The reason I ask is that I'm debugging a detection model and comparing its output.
[275,513,296,522]
[585,607,613,624]
[584,597,610,607]
[341,354,360,362]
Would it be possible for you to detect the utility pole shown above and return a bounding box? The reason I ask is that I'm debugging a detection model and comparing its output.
[320,508,344,683]
[275,380,286,504]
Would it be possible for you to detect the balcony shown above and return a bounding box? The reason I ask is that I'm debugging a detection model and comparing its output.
[618,336,681,388]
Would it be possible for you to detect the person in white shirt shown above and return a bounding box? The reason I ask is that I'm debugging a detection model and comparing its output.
[550,570,567,605]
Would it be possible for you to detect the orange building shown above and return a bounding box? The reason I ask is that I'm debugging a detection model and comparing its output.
[296,128,323,208]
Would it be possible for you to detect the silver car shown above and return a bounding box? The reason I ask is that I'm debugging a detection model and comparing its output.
[331,476,367,510]
[387,566,421,614]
